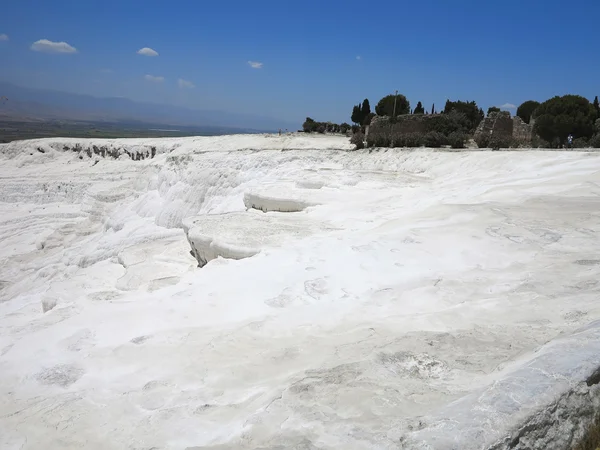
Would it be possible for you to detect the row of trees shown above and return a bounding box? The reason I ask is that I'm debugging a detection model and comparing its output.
[359,93,599,147]
[304,92,600,149]
[302,117,352,134]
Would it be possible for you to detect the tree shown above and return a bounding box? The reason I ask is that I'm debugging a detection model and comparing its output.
[302,117,317,133]
[363,112,375,126]
[340,123,351,133]
[594,96,600,116]
[516,100,540,124]
[414,101,425,114]
[360,99,371,124]
[443,100,484,132]
[431,103,435,114]
[487,106,501,116]
[375,93,410,117]
[351,104,362,125]
[533,95,597,145]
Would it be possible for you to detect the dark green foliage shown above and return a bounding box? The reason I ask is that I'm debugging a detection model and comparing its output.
[428,111,472,135]
[396,133,424,147]
[589,134,600,148]
[531,135,550,148]
[593,96,599,116]
[447,131,467,149]
[431,103,435,114]
[487,106,500,116]
[572,137,589,148]
[516,100,540,124]
[443,100,484,132]
[363,112,375,126]
[489,136,514,150]
[351,105,362,125]
[413,101,425,114]
[375,94,410,117]
[366,132,390,148]
[474,133,490,148]
[423,131,448,147]
[361,99,371,122]
[302,117,318,133]
[303,118,347,134]
[351,124,360,134]
[350,131,365,150]
[533,95,597,144]
[351,99,372,125]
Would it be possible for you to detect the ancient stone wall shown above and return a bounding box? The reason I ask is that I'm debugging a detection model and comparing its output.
[473,111,533,147]
[513,116,533,143]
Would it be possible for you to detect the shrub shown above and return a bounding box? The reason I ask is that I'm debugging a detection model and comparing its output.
[589,134,600,148]
[429,111,471,136]
[572,137,589,148]
[367,132,391,148]
[396,133,424,148]
[423,131,447,147]
[350,132,365,150]
[475,133,490,148]
[489,136,514,150]
[531,135,550,148]
[443,100,484,132]
[448,131,467,149]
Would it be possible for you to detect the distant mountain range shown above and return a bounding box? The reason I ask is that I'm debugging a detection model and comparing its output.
[0,82,297,132]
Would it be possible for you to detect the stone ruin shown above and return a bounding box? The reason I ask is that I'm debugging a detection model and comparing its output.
[364,111,535,148]
[473,111,534,146]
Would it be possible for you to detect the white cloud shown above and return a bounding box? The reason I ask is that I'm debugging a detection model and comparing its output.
[501,103,516,109]
[178,78,195,89]
[137,47,158,57]
[31,39,77,54]
[0,34,8,42]
[356,55,361,60]
[248,61,263,69]
[144,74,164,82]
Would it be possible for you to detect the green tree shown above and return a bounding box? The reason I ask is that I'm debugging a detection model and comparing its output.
[414,101,425,114]
[360,99,371,124]
[487,106,500,116]
[533,95,597,145]
[431,103,435,114]
[594,96,600,116]
[351,104,362,125]
[516,100,540,124]
[375,93,410,117]
[302,117,318,133]
[443,100,484,131]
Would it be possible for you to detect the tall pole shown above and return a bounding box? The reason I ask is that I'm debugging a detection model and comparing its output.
[392,89,398,118]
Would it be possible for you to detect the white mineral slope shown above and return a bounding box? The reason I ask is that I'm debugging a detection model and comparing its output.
[0,134,599,449]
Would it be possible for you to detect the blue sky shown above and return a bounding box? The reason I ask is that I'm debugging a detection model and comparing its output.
[1,0,598,126]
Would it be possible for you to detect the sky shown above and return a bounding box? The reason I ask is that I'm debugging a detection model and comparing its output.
[1,0,599,126]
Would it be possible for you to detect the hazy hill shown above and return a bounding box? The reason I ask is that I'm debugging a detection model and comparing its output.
[0,82,296,132]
